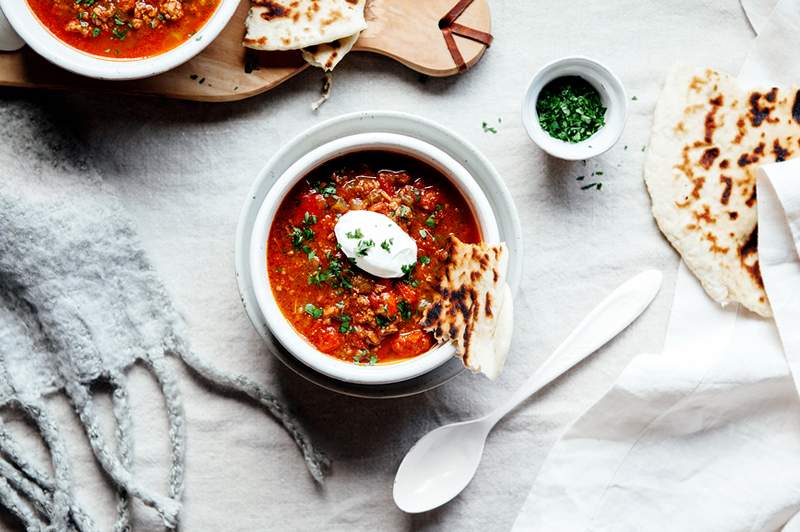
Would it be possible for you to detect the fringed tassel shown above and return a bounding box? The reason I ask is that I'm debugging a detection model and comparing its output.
[63,381,182,528]
[0,474,40,530]
[178,349,330,483]
[108,371,133,532]
[143,353,186,502]
[20,398,87,532]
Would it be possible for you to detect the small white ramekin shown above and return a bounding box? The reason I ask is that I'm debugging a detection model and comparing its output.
[0,0,239,80]
[522,56,627,160]
[249,133,500,385]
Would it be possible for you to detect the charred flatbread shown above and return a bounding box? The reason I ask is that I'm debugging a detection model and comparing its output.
[301,33,360,71]
[645,65,800,317]
[243,0,367,52]
[420,236,513,379]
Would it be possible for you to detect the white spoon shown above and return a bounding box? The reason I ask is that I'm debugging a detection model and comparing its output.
[393,269,663,513]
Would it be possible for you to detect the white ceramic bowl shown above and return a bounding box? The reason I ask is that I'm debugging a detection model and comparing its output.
[522,56,627,160]
[0,0,239,80]
[249,133,500,385]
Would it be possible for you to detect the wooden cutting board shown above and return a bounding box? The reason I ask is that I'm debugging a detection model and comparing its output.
[0,0,491,102]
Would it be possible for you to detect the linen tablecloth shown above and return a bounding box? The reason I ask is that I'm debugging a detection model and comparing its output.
[0,1,759,530]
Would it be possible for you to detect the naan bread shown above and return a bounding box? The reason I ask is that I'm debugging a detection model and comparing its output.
[243,0,367,52]
[420,236,513,380]
[645,65,800,317]
[301,33,360,71]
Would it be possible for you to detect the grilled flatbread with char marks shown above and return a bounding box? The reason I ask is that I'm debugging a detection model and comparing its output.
[243,0,367,52]
[420,236,512,380]
[645,65,800,317]
[301,33,360,71]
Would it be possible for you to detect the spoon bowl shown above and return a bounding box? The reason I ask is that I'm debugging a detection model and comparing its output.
[393,419,491,513]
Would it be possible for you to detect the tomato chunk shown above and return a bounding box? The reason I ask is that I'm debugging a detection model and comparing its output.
[391,331,433,358]
[309,324,344,352]
[297,193,326,220]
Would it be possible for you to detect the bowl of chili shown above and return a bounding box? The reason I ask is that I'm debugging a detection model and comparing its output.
[522,56,627,160]
[0,0,238,80]
[248,133,501,385]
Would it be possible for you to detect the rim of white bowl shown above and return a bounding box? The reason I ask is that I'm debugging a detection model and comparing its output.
[249,132,500,385]
[0,0,238,80]
[522,56,627,161]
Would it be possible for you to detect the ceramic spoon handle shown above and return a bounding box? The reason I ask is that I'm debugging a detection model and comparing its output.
[488,269,663,424]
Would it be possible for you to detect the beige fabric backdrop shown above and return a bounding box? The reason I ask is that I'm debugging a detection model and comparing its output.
[0,0,757,530]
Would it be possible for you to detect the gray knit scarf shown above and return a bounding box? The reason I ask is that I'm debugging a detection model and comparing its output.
[0,122,327,530]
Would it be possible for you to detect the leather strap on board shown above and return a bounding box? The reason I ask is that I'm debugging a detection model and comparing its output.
[439,0,493,72]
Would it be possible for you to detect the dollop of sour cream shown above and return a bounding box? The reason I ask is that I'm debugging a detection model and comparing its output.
[334,210,417,278]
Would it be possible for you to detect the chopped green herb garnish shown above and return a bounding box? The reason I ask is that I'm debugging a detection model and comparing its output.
[418,255,431,265]
[302,245,316,261]
[315,182,337,197]
[369,355,378,366]
[401,262,419,287]
[425,215,437,228]
[356,239,375,256]
[536,76,606,143]
[376,313,392,328]
[112,27,128,40]
[289,225,315,249]
[380,238,394,252]
[303,212,317,225]
[92,27,101,37]
[398,300,412,321]
[419,229,428,239]
[346,228,363,239]
[304,304,323,319]
[395,205,412,219]
[337,314,352,334]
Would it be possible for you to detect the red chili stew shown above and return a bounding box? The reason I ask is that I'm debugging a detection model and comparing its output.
[27,0,220,59]
[268,151,481,365]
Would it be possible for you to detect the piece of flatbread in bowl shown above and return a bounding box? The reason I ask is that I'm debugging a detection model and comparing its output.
[243,0,367,51]
[645,65,800,317]
[420,236,513,380]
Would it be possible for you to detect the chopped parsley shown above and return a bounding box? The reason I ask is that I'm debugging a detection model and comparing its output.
[401,262,419,287]
[353,351,378,366]
[301,245,316,261]
[395,205,412,219]
[337,314,352,334]
[380,238,394,252]
[418,255,431,265]
[346,228,363,239]
[398,300,412,321]
[289,225,314,250]
[419,229,428,239]
[376,313,392,328]
[304,304,323,319]
[308,255,353,290]
[304,212,317,225]
[112,27,128,40]
[424,215,437,228]
[481,121,498,134]
[356,239,375,256]
[314,181,337,197]
[536,76,606,143]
